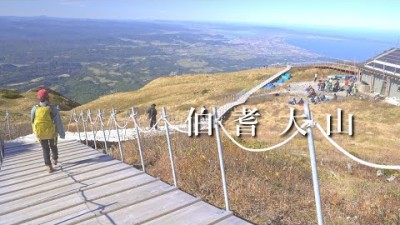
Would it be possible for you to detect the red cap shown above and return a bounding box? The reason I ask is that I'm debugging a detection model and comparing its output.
[37,89,49,100]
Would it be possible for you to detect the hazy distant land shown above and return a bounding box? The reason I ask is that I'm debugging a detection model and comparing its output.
[0,17,395,103]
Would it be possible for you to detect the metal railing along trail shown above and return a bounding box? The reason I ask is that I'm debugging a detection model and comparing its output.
[0,111,11,141]
[66,103,400,225]
[0,124,4,169]
[0,112,10,169]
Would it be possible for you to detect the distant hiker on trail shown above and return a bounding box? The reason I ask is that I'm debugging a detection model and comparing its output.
[200,106,209,119]
[307,86,316,98]
[200,106,208,115]
[31,87,65,173]
[326,80,333,92]
[346,85,353,97]
[146,104,158,129]
[333,80,340,92]
[314,73,318,82]
[320,81,325,92]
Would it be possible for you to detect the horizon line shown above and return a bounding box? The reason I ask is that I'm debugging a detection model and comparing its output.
[1,15,399,33]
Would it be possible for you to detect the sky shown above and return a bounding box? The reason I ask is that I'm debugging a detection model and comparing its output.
[0,0,399,31]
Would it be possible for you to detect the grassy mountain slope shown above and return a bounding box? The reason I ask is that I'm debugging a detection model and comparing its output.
[0,88,80,119]
[75,67,282,117]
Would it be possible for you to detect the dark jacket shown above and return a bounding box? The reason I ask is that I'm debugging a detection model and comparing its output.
[146,106,157,120]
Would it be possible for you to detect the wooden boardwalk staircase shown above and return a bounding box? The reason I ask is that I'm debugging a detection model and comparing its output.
[0,139,251,225]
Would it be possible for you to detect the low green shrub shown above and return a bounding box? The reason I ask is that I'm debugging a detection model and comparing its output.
[0,89,23,99]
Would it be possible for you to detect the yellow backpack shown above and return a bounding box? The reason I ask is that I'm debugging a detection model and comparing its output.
[33,106,56,140]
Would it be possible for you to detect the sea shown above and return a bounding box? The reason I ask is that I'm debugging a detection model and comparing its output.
[285,27,399,62]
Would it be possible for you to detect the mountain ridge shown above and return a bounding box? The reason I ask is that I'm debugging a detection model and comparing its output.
[0,87,80,119]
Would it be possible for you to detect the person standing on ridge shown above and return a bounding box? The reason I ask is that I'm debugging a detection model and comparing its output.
[200,106,208,115]
[314,73,318,82]
[200,106,209,119]
[31,87,65,173]
[146,104,158,129]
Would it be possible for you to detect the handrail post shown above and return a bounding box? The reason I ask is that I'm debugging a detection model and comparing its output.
[213,107,230,212]
[124,111,129,140]
[0,133,4,166]
[304,102,324,225]
[98,109,108,154]
[162,107,177,187]
[75,110,82,142]
[88,109,97,150]
[6,111,11,140]
[132,107,145,172]
[81,111,88,146]
[112,108,124,162]
[67,110,73,132]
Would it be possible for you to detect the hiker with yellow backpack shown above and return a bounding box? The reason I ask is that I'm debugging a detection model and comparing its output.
[31,87,65,173]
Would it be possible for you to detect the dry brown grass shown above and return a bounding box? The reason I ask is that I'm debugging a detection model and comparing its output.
[89,67,400,224]
[74,67,282,118]
[288,67,339,82]
[0,122,32,140]
[220,69,400,224]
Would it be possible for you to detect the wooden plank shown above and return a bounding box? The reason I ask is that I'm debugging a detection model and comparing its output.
[0,167,143,215]
[0,161,135,199]
[4,139,77,149]
[2,146,98,168]
[3,145,91,165]
[4,147,42,159]
[0,151,108,181]
[98,191,200,224]
[31,180,178,225]
[0,140,250,225]
[4,141,82,157]
[142,201,232,225]
[0,154,116,187]
[4,143,100,166]
[2,145,103,170]
[5,140,78,152]
[0,157,128,191]
[75,190,201,225]
[3,144,101,166]
[3,143,94,163]
[0,148,103,175]
[0,173,157,224]
[4,145,39,155]
[5,142,37,149]
[0,160,125,205]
